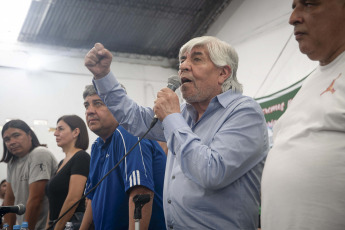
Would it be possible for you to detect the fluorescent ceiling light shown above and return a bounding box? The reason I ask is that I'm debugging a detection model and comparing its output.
[0,0,31,42]
[33,119,48,126]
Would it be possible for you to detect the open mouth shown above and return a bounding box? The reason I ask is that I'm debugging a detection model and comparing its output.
[181,77,192,84]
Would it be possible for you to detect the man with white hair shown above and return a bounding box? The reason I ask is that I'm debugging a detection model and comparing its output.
[84,36,269,229]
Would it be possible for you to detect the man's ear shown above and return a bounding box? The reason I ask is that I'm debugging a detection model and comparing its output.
[218,65,232,85]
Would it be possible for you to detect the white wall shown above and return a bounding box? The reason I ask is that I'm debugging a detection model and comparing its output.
[0,48,177,179]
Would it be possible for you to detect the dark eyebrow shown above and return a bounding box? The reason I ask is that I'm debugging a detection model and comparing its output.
[3,132,20,139]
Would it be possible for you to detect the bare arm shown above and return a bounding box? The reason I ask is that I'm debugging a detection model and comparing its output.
[45,210,50,230]
[79,199,93,230]
[53,175,87,230]
[3,183,16,230]
[25,180,48,230]
[128,186,154,230]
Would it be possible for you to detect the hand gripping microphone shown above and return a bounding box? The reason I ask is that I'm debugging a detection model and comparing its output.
[151,75,181,127]
[0,204,26,215]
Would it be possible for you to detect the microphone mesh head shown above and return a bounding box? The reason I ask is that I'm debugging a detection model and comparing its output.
[17,204,26,215]
[167,75,181,92]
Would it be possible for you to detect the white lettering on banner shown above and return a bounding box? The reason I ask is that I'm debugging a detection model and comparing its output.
[262,102,285,115]
[287,99,294,107]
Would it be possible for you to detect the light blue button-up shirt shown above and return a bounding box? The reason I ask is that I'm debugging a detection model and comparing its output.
[94,72,268,229]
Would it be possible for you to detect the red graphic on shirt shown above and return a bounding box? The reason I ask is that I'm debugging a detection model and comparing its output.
[320,74,341,96]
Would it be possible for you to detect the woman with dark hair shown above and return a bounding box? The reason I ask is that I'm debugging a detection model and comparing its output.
[46,115,90,230]
[1,119,57,230]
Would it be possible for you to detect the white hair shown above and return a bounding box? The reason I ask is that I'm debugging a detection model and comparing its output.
[179,36,243,93]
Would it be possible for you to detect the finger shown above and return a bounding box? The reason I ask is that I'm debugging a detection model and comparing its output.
[159,87,176,95]
[94,43,104,51]
[94,43,112,60]
[85,58,96,67]
[85,51,99,67]
[153,103,159,114]
[160,87,171,92]
[86,49,100,61]
[97,48,112,61]
[156,90,163,99]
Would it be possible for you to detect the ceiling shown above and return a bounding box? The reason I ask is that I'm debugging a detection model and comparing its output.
[18,0,232,67]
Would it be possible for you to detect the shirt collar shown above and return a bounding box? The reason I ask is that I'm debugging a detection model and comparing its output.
[216,89,242,108]
[97,131,115,147]
[184,89,242,121]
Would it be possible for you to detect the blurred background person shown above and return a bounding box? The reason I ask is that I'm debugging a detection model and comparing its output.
[1,119,57,230]
[0,179,7,228]
[46,115,90,230]
[0,179,6,205]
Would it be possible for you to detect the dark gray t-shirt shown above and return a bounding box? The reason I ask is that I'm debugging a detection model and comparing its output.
[7,146,57,230]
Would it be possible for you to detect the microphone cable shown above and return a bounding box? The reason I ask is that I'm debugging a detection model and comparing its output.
[46,118,158,230]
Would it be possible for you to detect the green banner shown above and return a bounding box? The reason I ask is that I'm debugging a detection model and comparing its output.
[255,74,311,128]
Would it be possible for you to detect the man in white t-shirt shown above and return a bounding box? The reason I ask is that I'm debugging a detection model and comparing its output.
[261,1,345,230]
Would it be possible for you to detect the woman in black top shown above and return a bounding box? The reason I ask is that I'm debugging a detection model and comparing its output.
[46,115,90,230]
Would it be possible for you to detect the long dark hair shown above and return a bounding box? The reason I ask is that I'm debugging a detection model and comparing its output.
[57,115,89,150]
[1,119,42,163]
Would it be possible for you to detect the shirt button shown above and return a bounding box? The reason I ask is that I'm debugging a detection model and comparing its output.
[168,199,171,204]
[172,175,175,179]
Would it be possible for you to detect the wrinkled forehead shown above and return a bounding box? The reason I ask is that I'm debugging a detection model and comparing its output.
[179,45,209,59]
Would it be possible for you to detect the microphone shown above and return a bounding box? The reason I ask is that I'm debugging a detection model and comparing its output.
[0,204,26,215]
[151,75,181,127]
[166,75,181,92]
